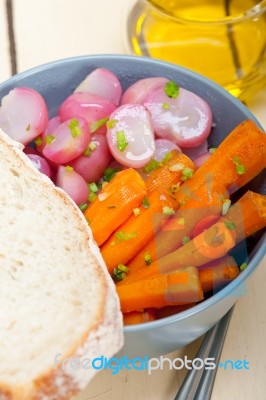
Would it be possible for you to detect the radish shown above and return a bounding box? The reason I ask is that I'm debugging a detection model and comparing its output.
[42,117,90,164]
[106,104,155,168]
[56,166,89,205]
[154,139,181,161]
[143,86,212,148]
[75,68,122,106]
[121,77,168,105]
[69,133,112,183]
[59,92,116,134]
[26,154,52,178]
[0,87,48,145]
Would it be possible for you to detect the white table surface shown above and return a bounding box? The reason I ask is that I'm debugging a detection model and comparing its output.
[0,1,265,399]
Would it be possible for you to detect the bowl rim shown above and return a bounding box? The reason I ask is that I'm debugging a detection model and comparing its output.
[0,53,265,332]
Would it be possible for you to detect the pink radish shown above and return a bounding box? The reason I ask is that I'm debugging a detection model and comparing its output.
[27,154,52,177]
[0,87,48,145]
[59,92,116,134]
[121,77,169,105]
[69,133,112,183]
[42,117,90,164]
[106,104,155,168]
[154,139,181,161]
[182,140,208,160]
[75,68,122,106]
[36,116,61,152]
[56,166,89,205]
[194,152,211,168]
[143,87,212,148]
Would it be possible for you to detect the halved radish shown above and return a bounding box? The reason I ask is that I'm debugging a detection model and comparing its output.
[121,77,168,105]
[27,154,52,178]
[0,87,48,145]
[59,92,116,134]
[69,133,112,183]
[154,139,181,161]
[56,166,89,205]
[182,140,208,160]
[75,68,122,106]
[42,117,90,164]
[36,116,61,152]
[106,104,155,168]
[194,152,211,168]
[144,87,212,148]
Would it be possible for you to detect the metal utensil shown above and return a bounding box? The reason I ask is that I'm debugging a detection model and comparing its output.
[175,307,234,400]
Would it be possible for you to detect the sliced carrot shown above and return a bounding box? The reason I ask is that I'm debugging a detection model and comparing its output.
[145,151,194,193]
[174,119,266,206]
[116,266,203,313]
[127,181,228,274]
[123,309,156,325]
[84,168,147,246]
[198,256,239,293]
[101,189,178,273]
[123,190,266,282]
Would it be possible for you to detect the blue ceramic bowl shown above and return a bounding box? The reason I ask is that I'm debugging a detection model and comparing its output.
[0,55,265,357]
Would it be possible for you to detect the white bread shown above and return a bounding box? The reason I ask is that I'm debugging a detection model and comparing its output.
[0,128,124,400]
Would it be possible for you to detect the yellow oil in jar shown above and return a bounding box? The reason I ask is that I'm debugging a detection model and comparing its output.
[128,0,266,100]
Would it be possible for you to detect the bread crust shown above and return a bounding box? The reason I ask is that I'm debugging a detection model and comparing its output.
[0,129,124,400]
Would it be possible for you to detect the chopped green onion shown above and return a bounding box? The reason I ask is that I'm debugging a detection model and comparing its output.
[164,81,179,99]
[83,147,91,157]
[79,203,88,212]
[162,206,175,215]
[45,135,56,144]
[103,167,120,182]
[209,148,217,154]
[90,117,108,133]
[34,136,42,146]
[65,165,73,172]
[236,164,245,175]
[182,236,190,245]
[142,196,150,209]
[163,152,172,163]
[68,118,81,138]
[169,182,181,194]
[26,124,31,132]
[178,218,185,225]
[133,207,141,216]
[224,220,236,230]
[169,163,184,172]
[162,102,170,109]
[144,252,152,266]
[88,192,97,203]
[106,119,118,129]
[89,182,98,193]
[85,217,90,224]
[143,158,160,173]
[181,167,194,182]
[89,141,97,151]
[113,264,128,281]
[240,262,248,271]
[115,231,137,242]
[233,156,245,175]
[116,130,128,152]
[222,199,231,216]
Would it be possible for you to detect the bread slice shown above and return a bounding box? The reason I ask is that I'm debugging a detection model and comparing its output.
[0,128,123,400]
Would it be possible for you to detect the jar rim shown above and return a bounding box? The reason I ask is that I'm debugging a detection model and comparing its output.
[145,0,266,25]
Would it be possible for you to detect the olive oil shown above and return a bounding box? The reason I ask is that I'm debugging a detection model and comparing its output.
[127,0,266,100]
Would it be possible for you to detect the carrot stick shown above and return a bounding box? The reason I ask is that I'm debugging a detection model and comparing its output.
[101,190,179,273]
[145,151,194,193]
[127,181,228,274]
[123,310,156,325]
[124,191,266,281]
[198,256,239,293]
[84,168,147,246]
[116,266,203,313]
[174,119,266,206]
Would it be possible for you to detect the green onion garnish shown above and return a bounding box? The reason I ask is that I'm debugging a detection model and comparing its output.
[181,167,194,182]
[133,207,141,216]
[34,136,42,146]
[79,203,88,212]
[90,117,108,133]
[106,119,118,129]
[68,118,81,138]
[142,196,150,209]
[45,135,56,144]
[65,165,73,172]
[103,167,120,182]
[144,252,152,266]
[162,206,175,215]
[116,130,128,152]
[89,182,98,193]
[182,236,190,245]
[164,81,179,99]
[224,221,236,230]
